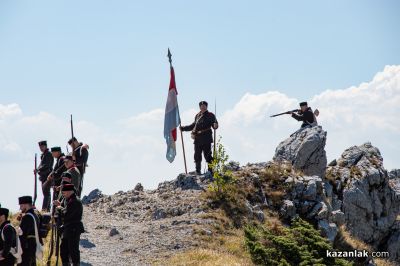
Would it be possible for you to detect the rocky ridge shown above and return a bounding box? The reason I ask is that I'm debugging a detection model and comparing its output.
[79,126,400,265]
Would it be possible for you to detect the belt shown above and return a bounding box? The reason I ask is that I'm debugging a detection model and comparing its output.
[27,235,36,239]
[196,128,212,134]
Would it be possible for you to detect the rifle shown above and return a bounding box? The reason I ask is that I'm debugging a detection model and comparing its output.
[213,99,217,156]
[70,114,74,140]
[42,163,67,191]
[33,154,38,206]
[269,109,299,117]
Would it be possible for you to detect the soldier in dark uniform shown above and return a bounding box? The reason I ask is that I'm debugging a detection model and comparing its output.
[46,147,66,200]
[0,208,17,266]
[68,137,89,197]
[62,155,81,197]
[35,141,54,211]
[290,102,316,128]
[18,196,39,266]
[180,101,218,174]
[53,184,84,266]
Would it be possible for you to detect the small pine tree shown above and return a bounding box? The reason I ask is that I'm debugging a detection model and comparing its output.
[208,136,235,197]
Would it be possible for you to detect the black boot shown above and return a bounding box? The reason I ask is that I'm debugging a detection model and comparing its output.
[196,162,201,175]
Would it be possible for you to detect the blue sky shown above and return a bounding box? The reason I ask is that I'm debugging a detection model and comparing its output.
[1,0,399,122]
[1,1,399,210]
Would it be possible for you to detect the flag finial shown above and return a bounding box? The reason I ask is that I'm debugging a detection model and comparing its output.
[167,48,172,66]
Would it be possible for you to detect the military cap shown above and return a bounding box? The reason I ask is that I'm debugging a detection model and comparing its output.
[18,196,33,205]
[299,102,308,107]
[199,101,208,107]
[38,140,47,146]
[61,172,72,179]
[51,147,62,152]
[0,207,9,217]
[68,137,77,145]
[61,184,76,192]
[64,154,74,161]
[61,180,72,186]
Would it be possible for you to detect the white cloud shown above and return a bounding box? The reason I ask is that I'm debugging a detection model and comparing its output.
[1,65,399,210]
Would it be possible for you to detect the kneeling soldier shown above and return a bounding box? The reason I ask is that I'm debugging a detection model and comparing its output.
[54,184,84,266]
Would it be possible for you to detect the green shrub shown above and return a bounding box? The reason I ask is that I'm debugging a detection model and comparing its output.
[209,136,235,198]
[244,217,353,266]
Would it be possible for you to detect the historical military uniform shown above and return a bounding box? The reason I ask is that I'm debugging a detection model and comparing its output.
[37,141,54,210]
[18,196,39,266]
[181,101,218,174]
[58,184,84,266]
[62,155,82,197]
[68,138,89,197]
[0,208,17,266]
[50,147,66,200]
[291,102,316,128]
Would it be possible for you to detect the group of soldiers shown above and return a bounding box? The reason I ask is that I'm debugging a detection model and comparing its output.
[0,137,89,266]
[0,100,315,266]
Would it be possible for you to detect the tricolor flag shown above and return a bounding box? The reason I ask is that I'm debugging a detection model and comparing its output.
[163,66,181,162]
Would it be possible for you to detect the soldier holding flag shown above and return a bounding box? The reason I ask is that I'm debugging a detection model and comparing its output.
[180,101,218,175]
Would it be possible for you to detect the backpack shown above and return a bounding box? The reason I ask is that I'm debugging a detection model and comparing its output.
[36,212,52,239]
[26,213,44,260]
[1,223,23,264]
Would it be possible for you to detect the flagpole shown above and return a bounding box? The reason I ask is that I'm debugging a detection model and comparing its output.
[168,48,188,174]
[213,98,217,156]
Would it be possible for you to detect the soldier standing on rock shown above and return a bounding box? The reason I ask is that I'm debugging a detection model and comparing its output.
[53,183,84,266]
[180,101,218,175]
[68,137,89,197]
[35,141,54,211]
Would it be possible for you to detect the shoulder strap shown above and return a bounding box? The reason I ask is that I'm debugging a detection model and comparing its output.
[26,213,40,241]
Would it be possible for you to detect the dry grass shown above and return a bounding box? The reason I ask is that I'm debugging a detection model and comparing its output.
[162,229,253,266]
[336,226,396,266]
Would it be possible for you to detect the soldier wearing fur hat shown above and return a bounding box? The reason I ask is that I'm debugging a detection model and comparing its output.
[0,207,17,266]
[18,196,40,266]
[53,184,84,266]
[35,141,54,211]
[180,101,218,174]
[62,155,81,197]
[68,138,88,196]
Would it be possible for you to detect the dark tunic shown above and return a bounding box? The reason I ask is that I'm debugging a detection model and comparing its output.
[291,107,315,128]
[73,144,88,176]
[59,194,84,264]
[64,167,81,195]
[38,149,54,182]
[53,154,66,187]
[19,209,39,265]
[181,111,218,145]
[0,221,16,264]
[60,194,84,237]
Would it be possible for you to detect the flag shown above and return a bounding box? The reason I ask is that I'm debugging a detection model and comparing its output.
[163,66,181,162]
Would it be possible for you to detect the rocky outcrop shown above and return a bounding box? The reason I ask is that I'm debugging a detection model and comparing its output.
[326,142,400,261]
[273,126,327,178]
[82,189,103,205]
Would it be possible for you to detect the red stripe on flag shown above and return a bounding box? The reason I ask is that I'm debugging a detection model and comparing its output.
[169,66,178,94]
[171,128,177,141]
